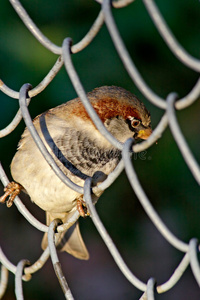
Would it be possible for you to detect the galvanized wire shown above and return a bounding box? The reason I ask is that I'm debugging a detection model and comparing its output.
[122,138,189,253]
[143,0,200,72]
[15,260,30,300]
[166,93,200,183]
[19,84,84,194]
[0,163,48,232]
[189,239,200,287]
[84,177,147,291]
[0,0,200,299]
[48,220,75,300]
[62,37,123,150]
[0,265,9,299]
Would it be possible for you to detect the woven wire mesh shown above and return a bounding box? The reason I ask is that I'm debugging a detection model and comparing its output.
[0,0,200,299]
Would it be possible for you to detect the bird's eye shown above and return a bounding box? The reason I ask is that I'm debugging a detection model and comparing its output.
[131,119,140,128]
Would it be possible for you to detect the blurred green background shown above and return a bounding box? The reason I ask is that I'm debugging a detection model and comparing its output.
[0,0,199,299]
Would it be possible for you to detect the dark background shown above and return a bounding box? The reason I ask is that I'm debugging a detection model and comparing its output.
[0,0,199,299]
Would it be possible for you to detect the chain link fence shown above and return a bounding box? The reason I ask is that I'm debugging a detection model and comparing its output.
[0,0,200,299]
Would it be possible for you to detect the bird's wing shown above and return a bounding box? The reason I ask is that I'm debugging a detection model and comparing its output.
[39,112,116,178]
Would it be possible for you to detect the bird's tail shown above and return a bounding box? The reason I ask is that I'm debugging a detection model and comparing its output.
[41,211,89,260]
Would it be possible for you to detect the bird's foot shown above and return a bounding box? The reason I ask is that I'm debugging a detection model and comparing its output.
[0,181,22,207]
[77,197,89,218]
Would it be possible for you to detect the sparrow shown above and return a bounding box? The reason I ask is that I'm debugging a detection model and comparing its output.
[0,86,152,260]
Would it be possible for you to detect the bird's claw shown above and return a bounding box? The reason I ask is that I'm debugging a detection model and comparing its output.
[0,181,22,207]
[77,198,89,218]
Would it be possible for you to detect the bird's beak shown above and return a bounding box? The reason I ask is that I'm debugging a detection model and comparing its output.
[137,128,152,140]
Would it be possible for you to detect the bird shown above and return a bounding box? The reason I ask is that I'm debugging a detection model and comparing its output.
[0,86,152,260]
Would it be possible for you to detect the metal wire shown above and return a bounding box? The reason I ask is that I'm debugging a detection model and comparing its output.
[0,0,199,299]
[62,37,123,150]
[122,138,188,253]
[189,239,200,287]
[15,260,30,300]
[48,220,74,300]
[157,252,190,293]
[102,0,167,109]
[146,278,156,300]
[0,265,9,299]
[0,163,48,232]
[143,0,200,72]
[9,0,62,55]
[19,83,83,194]
[166,93,200,184]
[84,177,147,292]
[0,99,31,138]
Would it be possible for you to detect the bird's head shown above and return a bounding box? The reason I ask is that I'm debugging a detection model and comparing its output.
[89,86,152,143]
